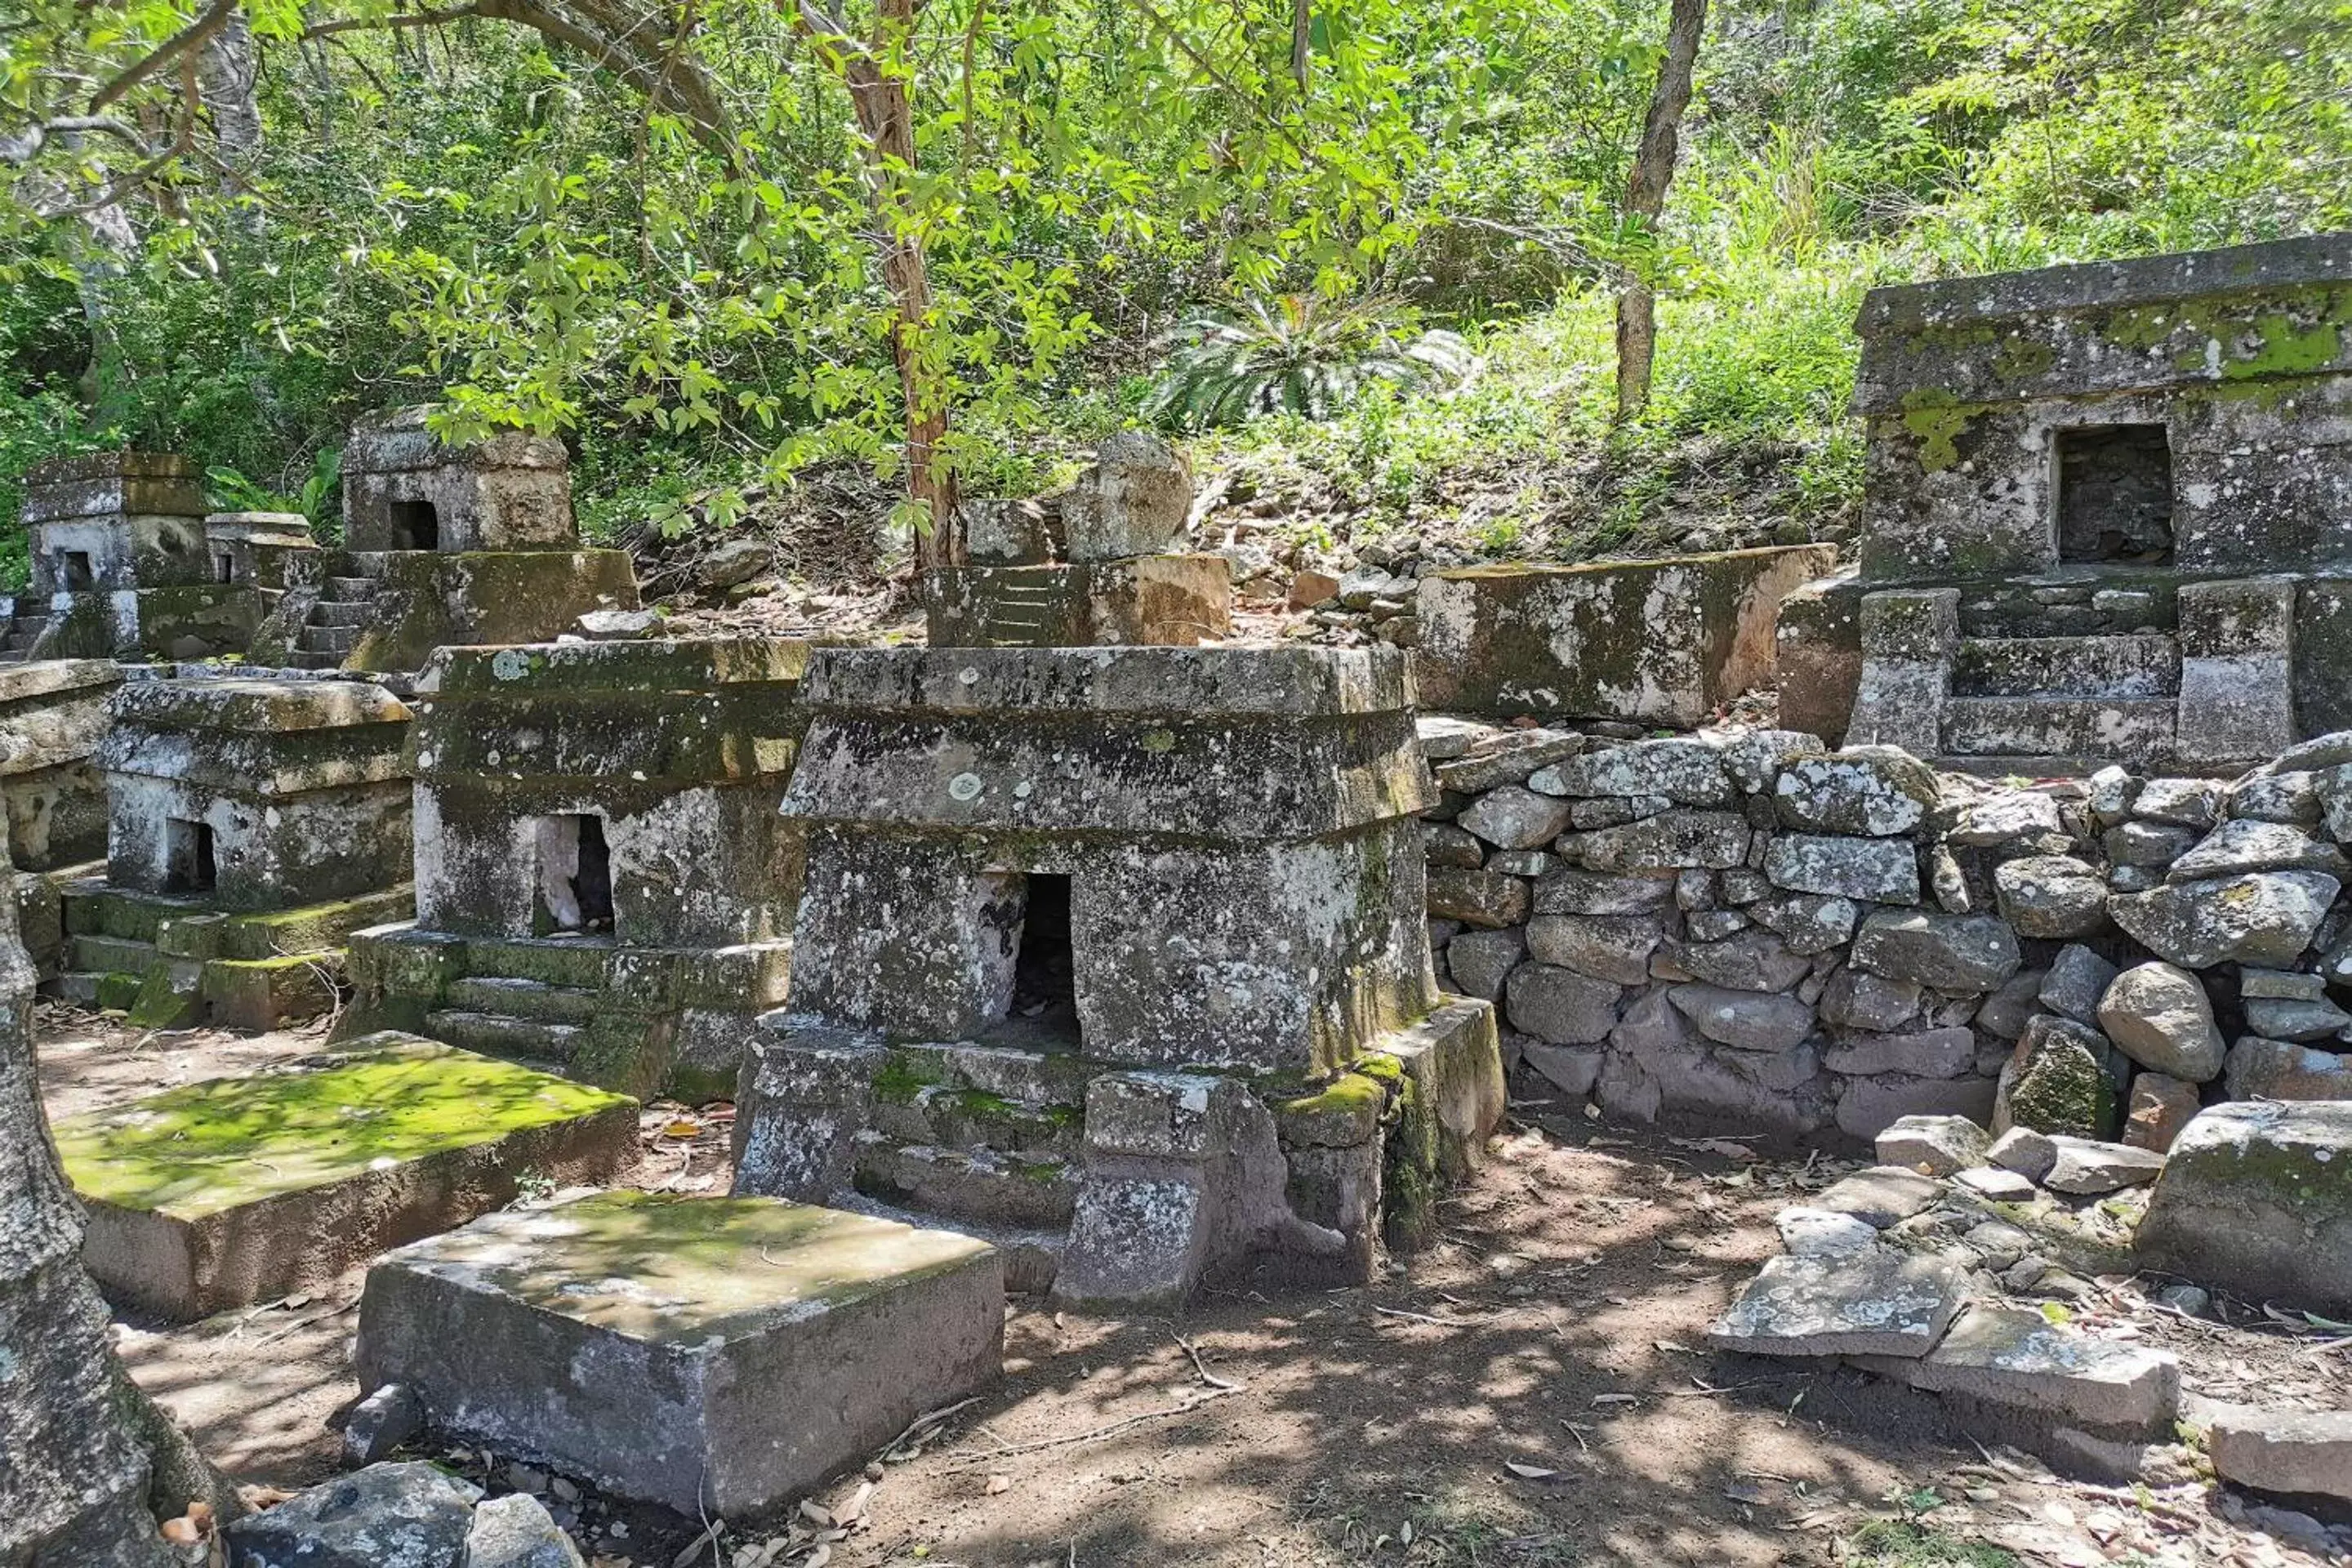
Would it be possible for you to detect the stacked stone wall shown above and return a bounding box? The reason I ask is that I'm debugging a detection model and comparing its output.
[1419,719,2352,1144]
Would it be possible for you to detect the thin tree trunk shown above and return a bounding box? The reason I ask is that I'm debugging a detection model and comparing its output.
[197,9,264,220]
[0,848,232,1567]
[811,0,963,568]
[1614,0,1707,424]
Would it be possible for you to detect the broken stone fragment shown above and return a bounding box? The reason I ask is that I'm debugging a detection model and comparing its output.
[1992,855,2108,938]
[1955,1165,2037,1202]
[1717,729,1823,795]
[1531,867,1675,917]
[1948,789,2065,848]
[2243,994,2352,1043]
[1706,1250,1962,1357]
[1421,820,1486,868]
[2109,871,2339,969]
[1819,969,1923,1032]
[1874,1114,1990,1177]
[2207,1408,2352,1501]
[1858,1304,2180,1436]
[1775,1205,1879,1257]
[2123,1074,2200,1155]
[2133,777,2223,829]
[571,606,658,639]
[2227,770,2322,826]
[2040,1135,2166,1195]
[1851,910,2020,994]
[1558,809,1750,872]
[1433,729,1584,793]
[342,1382,425,1468]
[221,1462,480,1568]
[2038,943,2118,1025]
[2103,820,2200,866]
[1814,1166,1944,1228]
[2096,961,2225,1083]
[1984,1126,2059,1183]
[466,1492,587,1568]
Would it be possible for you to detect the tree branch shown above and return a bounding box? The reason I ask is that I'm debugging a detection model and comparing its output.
[87,0,237,111]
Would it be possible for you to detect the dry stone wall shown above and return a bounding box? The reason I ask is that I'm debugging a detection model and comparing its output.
[1419,719,2352,1144]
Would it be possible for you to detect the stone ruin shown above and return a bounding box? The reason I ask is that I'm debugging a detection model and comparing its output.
[731,644,1506,1301]
[1780,232,2352,768]
[927,431,1234,647]
[38,413,640,1030]
[341,635,809,1099]
[0,452,275,662]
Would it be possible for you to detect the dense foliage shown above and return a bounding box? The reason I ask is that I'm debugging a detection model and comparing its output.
[0,0,2345,583]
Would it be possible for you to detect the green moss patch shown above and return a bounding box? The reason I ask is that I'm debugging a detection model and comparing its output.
[55,1039,633,1219]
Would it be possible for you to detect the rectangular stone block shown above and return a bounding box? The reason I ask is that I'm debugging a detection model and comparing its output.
[1846,588,1956,756]
[355,1192,1004,1516]
[1855,1303,2180,1436]
[1707,1250,1962,1357]
[1414,546,1838,722]
[56,1036,636,1319]
[925,555,1233,648]
[2176,576,2296,764]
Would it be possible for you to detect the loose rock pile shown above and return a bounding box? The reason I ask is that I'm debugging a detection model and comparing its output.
[1419,719,2352,1143]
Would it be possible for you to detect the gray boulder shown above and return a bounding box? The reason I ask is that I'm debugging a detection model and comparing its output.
[2134,777,2223,828]
[1762,834,1919,904]
[2227,770,2323,827]
[1874,1114,1990,1178]
[1668,929,1812,992]
[1524,915,1659,987]
[2041,1135,2166,1195]
[1771,753,1933,836]
[225,1462,479,1568]
[2225,1036,2352,1101]
[1985,1126,2059,1183]
[1529,738,1732,805]
[1457,786,1575,850]
[1993,855,2109,938]
[2109,871,2338,969]
[1851,910,2020,993]
[2244,994,2352,1041]
[2096,962,2225,1083]
[1443,928,1524,1000]
[1559,811,1749,872]
[2039,943,2119,1024]
[1717,730,1824,794]
[1948,789,2064,846]
[1060,430,1192,560]
[1746,893,1860,953]
[2208,1409,2352,1502]
[466,1494,586,1568]
[1504,963,1622,1045]
[1707,1250,1962,1357]
[2168,818,2350,883]
[1824,1027,1974,1079]
[1994,1016,2115,1140]
[1667,984,1815,1052]
[1531,868,1675,916]
[1819,969,1922,1032]
[2138,1102,2352,1312]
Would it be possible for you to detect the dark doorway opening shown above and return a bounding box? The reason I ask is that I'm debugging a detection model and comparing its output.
[387,498,440,551]
[164,818,216,893]
[59,550,93,590]
[2056,424,2174,564]
[1009,873,1078,1026]
[537,813,615,933]
[214,551,236,583]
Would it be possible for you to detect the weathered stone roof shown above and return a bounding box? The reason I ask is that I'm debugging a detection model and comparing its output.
[1858,233,2352,334]
[0,658,121,709]
[109,675,412,734]
[343,406,568,475]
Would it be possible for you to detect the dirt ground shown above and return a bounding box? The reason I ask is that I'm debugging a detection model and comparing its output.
[35,1005,2352,1568]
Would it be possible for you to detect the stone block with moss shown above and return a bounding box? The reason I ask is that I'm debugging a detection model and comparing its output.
[354,1192,1003,1516]
[56,1035,638,1318]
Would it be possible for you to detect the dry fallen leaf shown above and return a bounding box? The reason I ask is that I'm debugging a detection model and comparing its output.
[1504,1462,1561,1480]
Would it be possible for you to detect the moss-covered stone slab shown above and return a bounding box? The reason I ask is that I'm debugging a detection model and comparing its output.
[1416,547,1838,723]
[2137,1101,2352,1312]
[56,1034,637,1319]
[355,1192,1004,1517]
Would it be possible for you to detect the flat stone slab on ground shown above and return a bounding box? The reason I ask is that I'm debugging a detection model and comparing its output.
[1708,1249,1962,1357]
[1954,1166,2038,1202]
[1814,1165,1946,1227]
[1856,1304,2180,1436]
[2209,1408,2352,1501]
[54,1034,637,1319]
[356,1191,1005,1517]
[2042,1136,2167,1194]
[1876,1114,1990,1177]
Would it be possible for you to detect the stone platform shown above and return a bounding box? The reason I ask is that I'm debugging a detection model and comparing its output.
[54,1034,636,1318]
[355,1191,1004,1517]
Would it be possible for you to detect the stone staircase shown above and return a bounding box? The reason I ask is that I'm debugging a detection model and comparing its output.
[421,938,612,1075]
[287,560,385,670]
[1942,631,2180,764]
[960,577,1064,647]
[826,1038,1090,1291]
[0,610,52,663]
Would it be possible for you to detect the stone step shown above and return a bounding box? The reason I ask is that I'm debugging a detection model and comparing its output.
[869,1085,1084,1161]
[311,600,376,627]
[299,623,362,655]
[460,938,613,991]
[443,975,604,1027]
[286,651,344,670]
[1953,635,2180,699]
[70,932,161,974]
[1942,697,2176,764]
[827,1190,1064,1294]
[850,1134,1079,1231]
[424,1009,584,1064]
[327,576,380,599]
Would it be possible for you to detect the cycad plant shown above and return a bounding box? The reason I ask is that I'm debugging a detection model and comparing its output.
[1145,295,1474,429]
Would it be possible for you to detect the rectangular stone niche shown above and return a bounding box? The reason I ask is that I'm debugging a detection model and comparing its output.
[356,1192,1004,1517]
[54,1035,638,1319]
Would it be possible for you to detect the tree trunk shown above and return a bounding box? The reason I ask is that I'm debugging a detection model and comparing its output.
[197,9,264,218]
[1613,0,1707,424]
[824,0,962,568]
[0,849,231,1568]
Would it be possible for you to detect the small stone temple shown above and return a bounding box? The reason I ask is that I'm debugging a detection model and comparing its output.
[1780,233,2352,768]
[0,452,268,661]
[927,432,1232,647]
[341,636,809,1099]
[732,644,1505,1301]
[45,414,643,1026]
